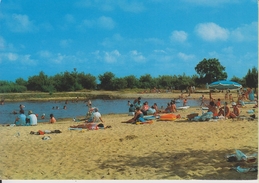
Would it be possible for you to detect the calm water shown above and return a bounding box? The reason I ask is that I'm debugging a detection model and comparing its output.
[0,98,203,124]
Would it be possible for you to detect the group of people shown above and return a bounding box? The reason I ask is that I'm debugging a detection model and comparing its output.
[205,101,240,119]
[70,106,111,129]
[14,104,56,126]
[124,97,179,124]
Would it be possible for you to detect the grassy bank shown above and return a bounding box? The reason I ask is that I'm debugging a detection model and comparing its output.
[0,89,211,102]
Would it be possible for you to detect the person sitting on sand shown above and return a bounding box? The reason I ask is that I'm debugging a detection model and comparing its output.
[161,103,171,113]
[146,106,157,115]
[15,109,26,126]
[170,101,177,113]
[26,110,37,126]
[122,107,143,124]
[49,113,56,123]
[128,104,135,116]
[206,101,218,117]
[216,98,221,108]
[141,101,149,115]
[218,102,230,118]
[134,100,142,109]
[152,103,159,112]
[86,108,104,123]
[229,102,240,118]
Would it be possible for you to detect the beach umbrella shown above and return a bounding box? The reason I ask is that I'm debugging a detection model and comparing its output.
[208,80,242,118]
[208,80,242,91]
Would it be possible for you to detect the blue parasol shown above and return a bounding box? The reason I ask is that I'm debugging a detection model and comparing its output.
[208,80,242,90]
[208,80,242,119]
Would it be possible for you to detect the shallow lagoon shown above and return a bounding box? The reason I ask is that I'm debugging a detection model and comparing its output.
[0,98,203,124]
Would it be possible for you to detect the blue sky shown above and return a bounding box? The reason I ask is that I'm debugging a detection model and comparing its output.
[0,0,257,82]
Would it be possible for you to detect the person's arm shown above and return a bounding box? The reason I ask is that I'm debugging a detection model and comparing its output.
[99,117,104,123]
[14,117,19,124]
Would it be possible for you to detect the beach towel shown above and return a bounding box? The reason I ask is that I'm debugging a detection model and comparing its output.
[200,112,213,121]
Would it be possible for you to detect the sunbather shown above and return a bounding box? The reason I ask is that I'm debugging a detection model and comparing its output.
[218,102,230,117]
[229,102,240,118]
[122,107,143,124]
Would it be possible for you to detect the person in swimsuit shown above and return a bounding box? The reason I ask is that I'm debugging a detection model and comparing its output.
[122,107,143,124]
[229,102,240,118]
[218,102,230,117]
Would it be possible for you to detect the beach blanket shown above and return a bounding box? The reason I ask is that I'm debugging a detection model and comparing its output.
[192,112,213,121]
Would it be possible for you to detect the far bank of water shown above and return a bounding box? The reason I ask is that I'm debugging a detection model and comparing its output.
[0,98,204,124]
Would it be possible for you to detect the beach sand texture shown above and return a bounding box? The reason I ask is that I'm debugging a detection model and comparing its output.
[0,106,258,180]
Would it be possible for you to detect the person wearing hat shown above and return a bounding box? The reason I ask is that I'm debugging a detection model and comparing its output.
[92,108,104,123]
[86,108,104,123]
[26,110,37,126]
[229,102,240,118]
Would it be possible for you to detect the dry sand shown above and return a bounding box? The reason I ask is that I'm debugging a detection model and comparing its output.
[0,92,258,180]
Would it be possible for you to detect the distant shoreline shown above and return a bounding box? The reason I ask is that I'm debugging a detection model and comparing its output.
[3,88,253,103]
[0,90,215,102]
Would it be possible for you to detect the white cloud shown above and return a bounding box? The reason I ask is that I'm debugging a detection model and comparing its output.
[76,0,145,13]
[60,39,73,48]
[129,50,146,62]
[8,14,35,32]
[0,52,36,65]
[182,0,245,6]
[97,16,115,30]
[170,30,188,43]
[0,37,5,50]
[38,50,52,58]
[80,16,115,30]
[153,50,166,54]
[178,52,195,61]
[20,54,36,65]
[118,1,145,13]
[65,14,75,23]
[222,47,233,54]
[195,22,229,41]
[144,38,164,45]
[230,21,257,42]
[104,50,121,63]
[7,53,18,61]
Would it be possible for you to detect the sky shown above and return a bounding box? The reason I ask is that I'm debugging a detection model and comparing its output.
[0,0,258,82]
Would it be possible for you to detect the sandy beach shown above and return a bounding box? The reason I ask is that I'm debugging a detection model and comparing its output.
[0,92,258,180]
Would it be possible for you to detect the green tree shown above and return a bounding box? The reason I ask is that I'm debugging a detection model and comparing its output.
[15,77,28,86]
[195,58,227,84]
[123,75,139,89]
[77,73,97,90]
[98,72,115,90]
[112,77,127,90]
[245,67,258,90]
[230,76,245,86]
[139,74,155,89]
[27,71,54,92]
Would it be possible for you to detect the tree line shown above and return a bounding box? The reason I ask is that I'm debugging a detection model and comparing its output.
[0,58,257,93]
